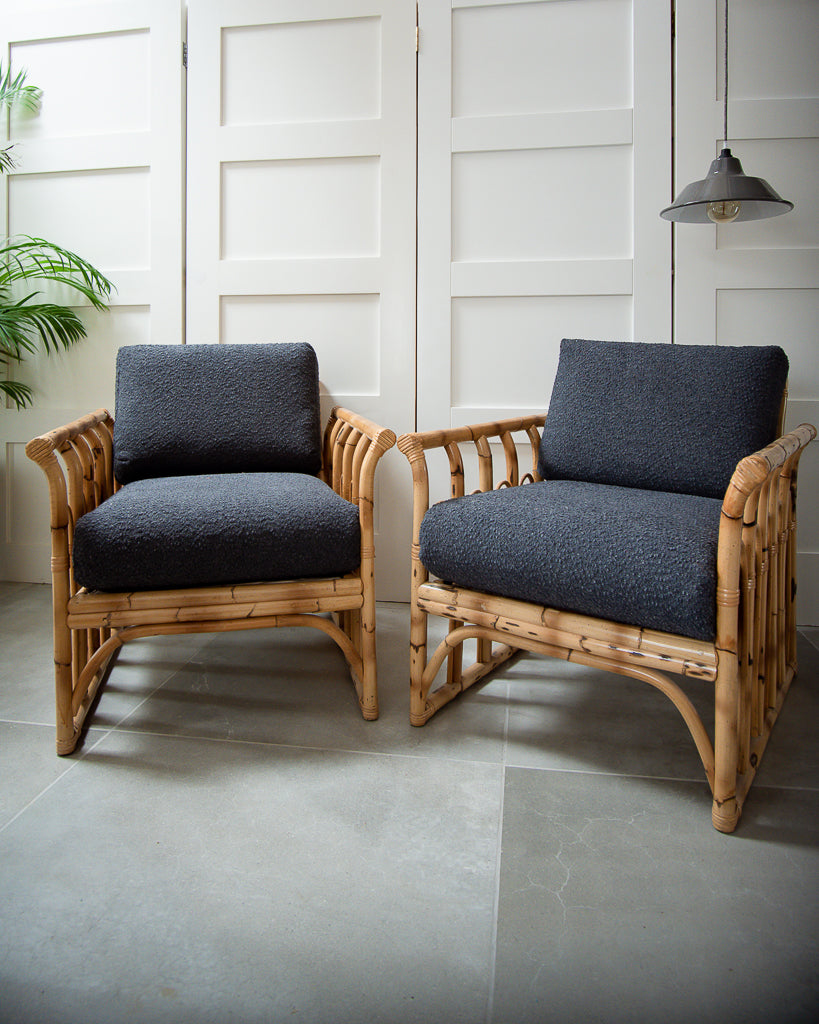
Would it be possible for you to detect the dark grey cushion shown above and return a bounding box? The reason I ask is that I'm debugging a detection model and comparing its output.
[419,481,724,641]
[113,343,322,484]
[72,473,360,592]
[538,339,788,499]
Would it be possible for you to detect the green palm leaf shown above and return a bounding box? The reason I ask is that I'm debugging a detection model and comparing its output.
[0,237,114,309]
[1,65,109,410]
[0,296,88,355]
[0,379,34,408]
[0,64,42,113]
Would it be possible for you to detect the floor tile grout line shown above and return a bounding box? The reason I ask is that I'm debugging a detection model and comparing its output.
[0,717,54,728]
[80,722,517,771]
[501,759,819,793]
[1,753,82,835]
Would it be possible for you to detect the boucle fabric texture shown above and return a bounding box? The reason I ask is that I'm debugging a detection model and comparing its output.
[113,343,322,484]
[538,339,788,499]
[72,472,361,592]
[419,481,724,641]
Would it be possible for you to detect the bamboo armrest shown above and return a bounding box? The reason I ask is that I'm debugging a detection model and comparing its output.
[722,424,816,519]
[323,407,396,513]
[399,414,547,454]
[715,423,815,638]
[25,409,115,533]
[398,415,547,523]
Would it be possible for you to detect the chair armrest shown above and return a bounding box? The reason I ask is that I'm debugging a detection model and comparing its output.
[722,423,816,519]
[323,406,396,527]
[25,409,116,530]
[716,422,816,658]
[25,409,115,592]
[397,415,546,539]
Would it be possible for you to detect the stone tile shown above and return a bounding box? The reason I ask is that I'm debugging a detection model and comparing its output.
[0,583,57,725]
[800,627,819,651]
[0,722,78,829]
[501,651,714,782]
[491,767,819,1024]
[0,729,502,1024]
[3,599,817,1024]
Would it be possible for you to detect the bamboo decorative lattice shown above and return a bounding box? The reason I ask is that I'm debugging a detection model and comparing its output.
[398,413,815,833]
[26,406,395,755]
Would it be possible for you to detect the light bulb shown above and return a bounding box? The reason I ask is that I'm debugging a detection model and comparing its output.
[706,199,741,223]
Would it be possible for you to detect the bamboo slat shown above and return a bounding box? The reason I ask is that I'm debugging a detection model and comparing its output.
[69,577,363,614]
[67,592,364,630]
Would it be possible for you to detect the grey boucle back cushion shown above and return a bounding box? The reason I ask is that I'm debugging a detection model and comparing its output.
[538,339,788,499]
[113,343,322,484]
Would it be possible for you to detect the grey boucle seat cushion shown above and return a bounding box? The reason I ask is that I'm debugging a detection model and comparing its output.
[419,481,724,641]
[539,339,788,499]
[113,342,322,484]
[72,473,361,592]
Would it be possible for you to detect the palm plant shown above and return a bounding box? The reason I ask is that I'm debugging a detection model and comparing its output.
[1,64,113,408]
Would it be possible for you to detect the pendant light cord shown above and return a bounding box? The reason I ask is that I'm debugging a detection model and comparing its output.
[722,0,729,147]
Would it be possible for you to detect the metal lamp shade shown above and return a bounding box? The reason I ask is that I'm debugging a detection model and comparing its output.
[660,148,794,223]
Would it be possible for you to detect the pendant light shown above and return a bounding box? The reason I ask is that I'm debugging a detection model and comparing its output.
[661,0,793,224]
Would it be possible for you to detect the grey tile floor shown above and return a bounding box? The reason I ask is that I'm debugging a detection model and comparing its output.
[1,580,817,1024]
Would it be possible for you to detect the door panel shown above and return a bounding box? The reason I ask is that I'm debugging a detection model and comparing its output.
[186,0,417,599]
[417,0,671,430]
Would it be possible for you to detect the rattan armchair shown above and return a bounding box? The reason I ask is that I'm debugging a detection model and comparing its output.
[398,339,815,833]
[26,343,395,755]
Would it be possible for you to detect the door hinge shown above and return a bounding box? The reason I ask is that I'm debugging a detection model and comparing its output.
[182,41,188,68]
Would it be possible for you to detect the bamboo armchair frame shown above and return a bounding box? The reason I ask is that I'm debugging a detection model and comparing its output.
[397,412,816,832]
[26,406,396,755]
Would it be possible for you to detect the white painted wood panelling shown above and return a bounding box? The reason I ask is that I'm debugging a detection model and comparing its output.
[674,0,819,624]
[417,0,672,429]
[0,0,185,581]
[186,0,417,599]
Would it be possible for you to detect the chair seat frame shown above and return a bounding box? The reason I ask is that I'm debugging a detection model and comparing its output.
[27,406,395,755]
[398,414,815,833]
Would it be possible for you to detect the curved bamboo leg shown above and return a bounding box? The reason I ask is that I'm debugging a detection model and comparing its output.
[111,613,369,715]
[61,609,372,752]
[412,624,521,725]
[57,630,122,756]
[413,623,718,796]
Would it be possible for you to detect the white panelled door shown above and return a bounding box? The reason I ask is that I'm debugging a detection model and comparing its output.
[674,0,819,622]
[0,0,185,581]
[417,0,671,430]
[186,0,417,599]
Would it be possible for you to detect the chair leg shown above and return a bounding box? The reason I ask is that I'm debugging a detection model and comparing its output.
[358,591,379,721]
[54,639,79,755]
[49,565,80,754]
[409,593,430,726]
[446,618,464,689]
[712,655,741,833]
